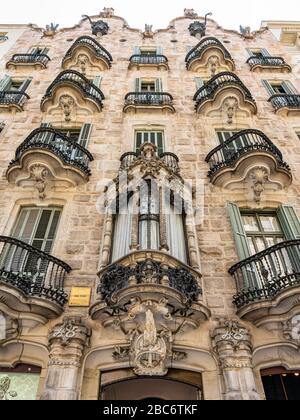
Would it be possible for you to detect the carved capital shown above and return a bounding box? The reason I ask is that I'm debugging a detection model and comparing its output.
[212,319,252,354]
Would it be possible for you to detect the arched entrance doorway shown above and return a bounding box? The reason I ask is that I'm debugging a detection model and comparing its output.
[100,369,202,400]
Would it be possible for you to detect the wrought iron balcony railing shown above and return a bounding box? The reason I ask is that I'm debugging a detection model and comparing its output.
[62,36,113,67]
[0,91,29,108]
[9,127,94,176]
[193,72,255,108]
[0,35,8,42]
[120,150,180,174]
[129,54,168,66]
[268,94,300,112]
[0,236,71,306]
[124,92,174,108]
[247,56,290,70]
[205,129,290,178]
[185,37,233,68]
[7,53,50,67]
[41,70,105,110]
[98,260,201,305]
[229,240,300,309]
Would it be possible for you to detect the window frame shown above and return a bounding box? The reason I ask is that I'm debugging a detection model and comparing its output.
[135,130,165,155]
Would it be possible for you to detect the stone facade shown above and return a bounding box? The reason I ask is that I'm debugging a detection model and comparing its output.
[0,9,300,400]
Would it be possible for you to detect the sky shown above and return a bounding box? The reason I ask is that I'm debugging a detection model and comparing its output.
[1,0,299,32]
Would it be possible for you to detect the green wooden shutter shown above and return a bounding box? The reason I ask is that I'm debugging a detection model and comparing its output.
[78,123,92,148]
[41,47,49,56]
[195,77,204,90]
[0,75,12,91]
[227,203,250,260]
[134,46,141,55]
[282,81,297,94]
[155,78,163,92]
[277,205,300,239]
[262,80,275,96]
[92,75,102,88]
[262,48,271,57]
[19,79,31,92]
[135,78,140,92]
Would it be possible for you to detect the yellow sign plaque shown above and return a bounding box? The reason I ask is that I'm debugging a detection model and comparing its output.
[69,287,91,307]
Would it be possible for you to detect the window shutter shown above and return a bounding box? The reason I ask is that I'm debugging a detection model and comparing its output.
[186,45,193,53]
[78,123,92,148]
[227,203,250,260]
[156,46,163,55]
[246,48,253,57]
[92,75,102,88]
[41,47,49,56]
[135,78,140,92]
[18,79,31,93]
[37,123,53,143]
[277,205,300,239]
[282,81,297,95]
[0,75,12,91]
[262,80,275,96]
[155,78,163,92]
[262,48,271,57]
[195,77,204,90]
[134,46,141,55]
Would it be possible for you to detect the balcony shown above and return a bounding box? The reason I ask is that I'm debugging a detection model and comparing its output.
[0,91,29,112]
[268,94,300,116]
[41,70,105,116]
[193,72,257,117]
[7,127,93,194]
[185,37,235,73]
[128,55,169,70]
[205,129,292,190]
[229,240,300,329]
[246,56,291,73]
[0,236,70,323]
[123,92,175,114]
[120,149,180,175]
[6,53,51,70]
[62,36,113,72]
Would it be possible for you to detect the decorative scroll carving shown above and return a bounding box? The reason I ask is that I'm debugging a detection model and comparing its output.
[0,377,17,400]
[29,164,49,200]
[59,94,75,122]
[249,167,269,203]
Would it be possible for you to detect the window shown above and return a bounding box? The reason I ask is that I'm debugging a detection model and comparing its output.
[28,46,49,56]
[247,48,270,58]
[261,368,300,401]
[0,365,41,401]
[262,80,297,96]
[135,78,163,92]
[135,131,164,155]
[141,80,156,92]
[134,46,163,56]
[51,123,92,149]
[0,75,31,93]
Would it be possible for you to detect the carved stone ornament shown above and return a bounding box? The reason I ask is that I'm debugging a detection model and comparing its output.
[77,54,89,75]
[283,315,300,343]
[82,15,109,37]
[143,24,154,39]
[208,55,220,76]
[29,164,49,201]
[59,94,75,122]
[99,8,115,18]
[249,167,269,203]
[50,319,80,346]
[223,97,238,124]
[184,9,198,19]
[0,311,20,345]
[189,21,206,38]
[0,377,18,400]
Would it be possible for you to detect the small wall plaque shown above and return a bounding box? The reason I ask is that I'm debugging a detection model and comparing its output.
[69,287,91,307]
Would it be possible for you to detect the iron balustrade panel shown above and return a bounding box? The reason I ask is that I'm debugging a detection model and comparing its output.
[0,236,71,305]
[9,127,94,175]
[229,240,300,308]
[269,94,300,111]
[186,37,233,67]
[9,54,50,66]
[247,56,289,68]
[125,92,174,107]
[205,129,290,178]
[129,55,168,66]
[63,36,113,66]
[193,72,254,107]
[42,70,105,109]
[0,91,29,107]
[159,152,180,173]
[98,261,201,305]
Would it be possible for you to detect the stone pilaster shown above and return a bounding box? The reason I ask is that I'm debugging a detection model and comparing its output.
[211,320,260,400]
[41,317,91,400]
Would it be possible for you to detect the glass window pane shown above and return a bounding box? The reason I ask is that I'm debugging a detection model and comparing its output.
[144,133,149,142]
[254,237,266,253]
[243,216,260,232]
[247,237,257,256]
[260,216,282,233]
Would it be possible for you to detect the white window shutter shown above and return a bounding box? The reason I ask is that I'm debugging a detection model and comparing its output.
[0,75,12,91]
[92,76,102,88]
[78,123,92,148]
[195,77,204,90]
[135,78,140,92]
[262,80,275,96]
[282,81,297,95]
[134,46,141,55]
[155,78,163,92]
[19,79,32,92]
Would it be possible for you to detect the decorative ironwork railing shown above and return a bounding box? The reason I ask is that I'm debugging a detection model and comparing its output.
[247,56,289,68]
[124,92,174,108]
[0,91,29,107]
[119,150,180,173]
[0,236,71,306]
[268,94,300,111]
[186,37,233,68]
[129,54,168,66]
[229,240,300,309]
[63,36,113,66]
[8,53,50,67]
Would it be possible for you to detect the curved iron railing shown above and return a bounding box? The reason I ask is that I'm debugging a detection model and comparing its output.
[8,54,50,67]
[98,260,201,305]
[119,150,180,173]
[129,54,168,66]
[229,240,300,309]
[193,72,255,108]
[41,70,105,109]
[186,37,233,68]
[268,94,300,112]
[0,236,71,306]
[205,129,290,178]
[63,36,113,66]
[0,36,8,42]
[124,92,174,108]
[247,56,290,69]
[0,91,29,108]
[9,127,94,176]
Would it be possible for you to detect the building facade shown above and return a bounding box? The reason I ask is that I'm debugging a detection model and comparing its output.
[0,8,300,400]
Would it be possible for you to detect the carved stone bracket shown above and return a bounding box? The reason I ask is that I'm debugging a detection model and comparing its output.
[29,164,49,201]
[282,315,300,344]
[211,319,260,400]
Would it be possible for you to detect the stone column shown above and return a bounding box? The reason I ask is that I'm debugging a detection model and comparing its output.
[101,212,113,267]
[211,320,260,400]
[41,317,91,400]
